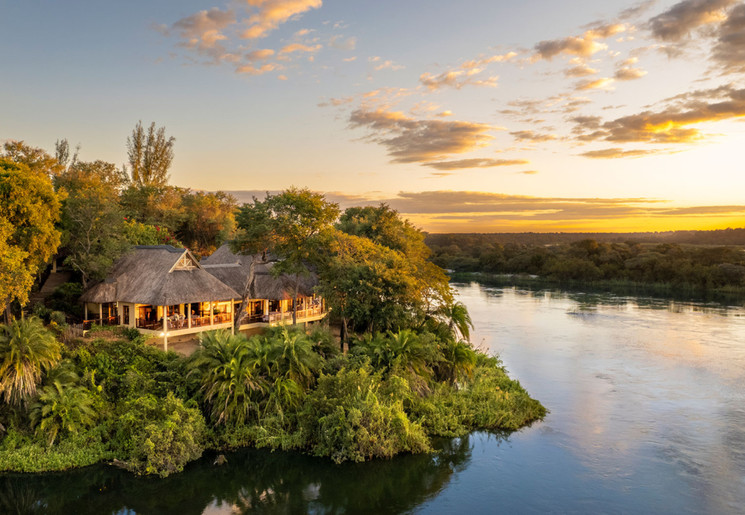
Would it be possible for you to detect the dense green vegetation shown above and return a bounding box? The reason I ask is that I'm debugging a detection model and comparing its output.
[429,236,745,294]
[0,323,545,476]
[0,133,546,477]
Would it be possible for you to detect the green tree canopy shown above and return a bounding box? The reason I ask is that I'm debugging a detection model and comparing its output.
[177,190,236,257]
[55,160,131,288]
[233,187,340,325]
[334,204,454,333]
[0,159,62,317]
[1,140,63,178]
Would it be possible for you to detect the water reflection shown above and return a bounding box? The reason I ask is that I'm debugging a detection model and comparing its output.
[456,282,745,514]
[0,434,482,515]
[5,283,745,514]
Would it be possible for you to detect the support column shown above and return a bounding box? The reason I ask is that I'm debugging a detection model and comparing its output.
[84,304,88,321]
[99,304,103,326]
[117,302,122,325]
[209,301,214,326]
[188,305,192,329]
[230,298,235,335]
[162,304,168,352]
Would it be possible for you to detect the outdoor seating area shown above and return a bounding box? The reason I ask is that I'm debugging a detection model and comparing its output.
[79,245,329,351]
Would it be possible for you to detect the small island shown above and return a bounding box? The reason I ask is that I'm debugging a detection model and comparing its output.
[0,136,545,477]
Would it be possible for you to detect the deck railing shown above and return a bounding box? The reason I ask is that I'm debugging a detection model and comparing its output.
[82,316,119,330]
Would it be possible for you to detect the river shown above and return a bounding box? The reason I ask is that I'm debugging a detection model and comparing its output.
[2,283,744,514]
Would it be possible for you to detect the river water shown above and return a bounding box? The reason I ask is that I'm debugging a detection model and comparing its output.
[2,283,744,514]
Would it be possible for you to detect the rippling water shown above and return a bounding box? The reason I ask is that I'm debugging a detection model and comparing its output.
[3,283,744,514]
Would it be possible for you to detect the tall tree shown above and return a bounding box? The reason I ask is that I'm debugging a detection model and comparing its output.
[54,139,80,173]
[56,160,130,288]
[126,121,175,188]
[233,188,339,326]
[337,204,453,326]
[0,159,62,320]
[316,231,420,339]
[178,190,237,256]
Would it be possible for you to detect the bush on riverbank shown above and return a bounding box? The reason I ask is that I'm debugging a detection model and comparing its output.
[0,323,546,476]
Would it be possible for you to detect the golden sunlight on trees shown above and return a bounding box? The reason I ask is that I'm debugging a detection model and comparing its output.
[0,159,62,320]
[126,121,175,188]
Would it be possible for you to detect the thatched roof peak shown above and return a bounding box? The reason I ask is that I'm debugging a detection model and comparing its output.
[80,245,240,305]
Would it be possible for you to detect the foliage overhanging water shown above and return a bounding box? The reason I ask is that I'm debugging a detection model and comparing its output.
[2,282,744,514]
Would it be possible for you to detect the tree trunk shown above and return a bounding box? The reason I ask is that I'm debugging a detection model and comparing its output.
[292,273,299,325]
[234,254,260,333]
[341,317,348,352]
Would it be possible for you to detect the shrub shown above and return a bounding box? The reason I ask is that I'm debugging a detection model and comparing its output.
[115,392,206,477]
[300,366,431,463]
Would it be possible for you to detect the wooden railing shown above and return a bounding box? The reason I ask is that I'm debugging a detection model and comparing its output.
[83,316,119,330]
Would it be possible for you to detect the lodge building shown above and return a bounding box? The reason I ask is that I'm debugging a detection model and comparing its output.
[79,245,327,350]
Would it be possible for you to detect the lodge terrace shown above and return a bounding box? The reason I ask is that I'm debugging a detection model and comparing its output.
[79,245,327,350]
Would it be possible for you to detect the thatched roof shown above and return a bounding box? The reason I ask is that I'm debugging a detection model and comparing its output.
[80,246,241,305]
[201,244,317,300]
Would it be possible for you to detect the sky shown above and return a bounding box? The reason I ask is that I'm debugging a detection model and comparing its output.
[2,0,745,233]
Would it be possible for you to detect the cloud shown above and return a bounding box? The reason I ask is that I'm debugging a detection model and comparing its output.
[571,84,745,143]
[279,42,322,54]
[373,60,404,71]
[564,64,599,77]
[647,0,735,41]
[171,8,236,47]
[510,130,558,142]
[711,3,745,73]
[534,23,626,60]
[619,0,659,20]
[575,77,615,90]
[329,35,357,50]
[419,70,499,90]
[579,147,662,158]
[460,52,518,69]
[348,108,494,164]
[236,62,282,75]
[241,0,323,40]
[614,66,648,80]
[246,48,275,60]
[423,158,530,171]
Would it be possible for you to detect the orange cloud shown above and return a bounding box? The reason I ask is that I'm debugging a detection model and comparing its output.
[242,0,323,39]
[579,147,661,159]
[534,23,626,60]
[349,108,494,164]
[647,0,735,41]
[510,130,558,142]
[420,70,498,91]
[423,158,529,171]
[279,42,322,54]
[572,84,745,143]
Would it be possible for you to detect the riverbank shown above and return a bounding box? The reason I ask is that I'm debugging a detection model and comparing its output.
[450,272,745,305]
[0,324,545,477]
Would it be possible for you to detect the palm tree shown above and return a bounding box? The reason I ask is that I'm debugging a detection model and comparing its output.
[0,317,61,405]
[29,381,97,445]
[438,340,477,386]
[188,330,266,425]
[270,327,321,389]
[386,329,433,379]
[438,301,473,342]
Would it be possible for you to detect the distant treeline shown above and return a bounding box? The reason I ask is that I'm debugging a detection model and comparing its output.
[426,228,745,248]
[427,235,745,292]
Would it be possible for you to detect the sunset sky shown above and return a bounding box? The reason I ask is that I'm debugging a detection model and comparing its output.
[2,0,745,232]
